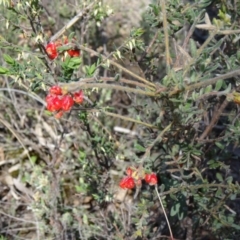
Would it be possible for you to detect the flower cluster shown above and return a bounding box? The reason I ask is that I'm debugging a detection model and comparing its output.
[119,167,158,189]
[45,37,80,60]
[46,85,84,118]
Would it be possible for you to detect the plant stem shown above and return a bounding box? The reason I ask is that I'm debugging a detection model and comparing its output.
[60,82,156,96]
[160,0,171,72]
[78,45,157,90]
[90,109,158,129]
[49,2,96,42]
[155,186,174,240]
[169,69,240,96]
[198,98,229,140]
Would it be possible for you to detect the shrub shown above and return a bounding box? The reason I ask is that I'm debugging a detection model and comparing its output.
[0,0,240,239]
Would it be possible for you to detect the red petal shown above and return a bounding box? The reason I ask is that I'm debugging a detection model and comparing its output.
[67,49,80,57]
[73,90,84,104]
[46,42,58,60]
[126,167,133,176]
[46,95,62,112]
[145,173,158,186]
[61,95,74,111]
[49,85,62,95]
[119,176,135,189]
[55,111,64,119]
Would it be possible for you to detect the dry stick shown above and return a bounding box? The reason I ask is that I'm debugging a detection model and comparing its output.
[161,0,171,71]
[59,76,153,92]
[145,30,159,55]
[183,30,217,78]
[0,118,32,164]
[140,122,173,163]
[219,29,240,35]
[140,29,159,62]
[78,45,157,90]
[198,98,229,140]
[169,69,240,96]
[182,10,205,50]
[95,110,158,129]
[155,187,174,240]
[61,82,156,97]
[49,1,96,43]
[133,123,173,199]
[134,122,173,239]
[186,69,240,91]
[100,77,150,89]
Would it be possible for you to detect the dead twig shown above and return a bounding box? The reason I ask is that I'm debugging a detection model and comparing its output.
[198,98,229,140]
[49,2,96,43]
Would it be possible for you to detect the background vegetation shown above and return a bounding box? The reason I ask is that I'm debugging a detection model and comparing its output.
[0,0,240,239]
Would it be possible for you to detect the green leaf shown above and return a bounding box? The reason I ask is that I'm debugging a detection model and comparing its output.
[83,214,88,225]
[231,223,240,230]
[205,84,212,93]
[134,143,145,152]
[215,142,224,150]
[68,32,76,40]
[67,57,82,69]
[216,172,223,182]
[207,159,221,169]
[226,176,233,184]
[230,193,236,200]
[170,193,178,201]
[30,156,37,165]
[3,54,14,65]
[0,66,9,74]
[190,39,197,57]
[57,45,71,52]
[170,202,180,216]
[224,83,232,93]
[215,79,223,91]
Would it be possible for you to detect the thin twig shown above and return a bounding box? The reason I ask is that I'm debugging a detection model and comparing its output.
[0,117,32,164]
[78,45,157,90]
[133,123,172,199]
[198,98,229,140]
[59,76,154,92]
[49,1,96,42]
[183,30,217,77]
[160,0,171,72]
[140,122,173,163]
[182,10,205,50]
[155,187,174,240]
[219,29,240,35]
[0,88,45,105]
[169,69,240,96]
[60,82,156,96]
[140,30,159,62]
[90,109,158,129]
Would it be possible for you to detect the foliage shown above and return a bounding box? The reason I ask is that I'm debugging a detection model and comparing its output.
[0,0,240,239]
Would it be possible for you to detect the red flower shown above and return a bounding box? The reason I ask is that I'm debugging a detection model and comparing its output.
[119,176,135,189]
[61,95,74,111]
[55,110,64,119]
[73,90,84,104]
[49,85,62,95]
[45,42,58,60]
[64,37,80,57]
[67,49,80,57]
[46,94,62,112]
[145,173,158,186]
[126,167,133,176]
